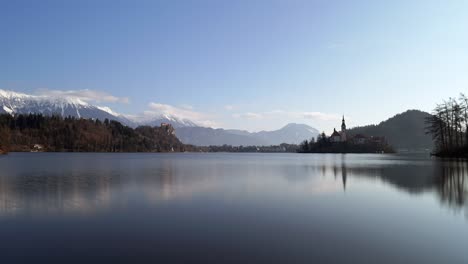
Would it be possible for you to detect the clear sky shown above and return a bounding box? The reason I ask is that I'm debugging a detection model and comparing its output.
[1,0,468,132]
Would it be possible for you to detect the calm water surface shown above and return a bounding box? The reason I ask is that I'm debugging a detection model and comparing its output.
[0,153,467,263]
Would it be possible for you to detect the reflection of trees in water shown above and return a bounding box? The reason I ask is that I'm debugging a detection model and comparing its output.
[322,157,468,215]
[1,154,467,218]
[0,169,114,215]
[435,161,468,215]
[0,157,218,215]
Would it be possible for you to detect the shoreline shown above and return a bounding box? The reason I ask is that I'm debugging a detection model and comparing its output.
[431,153,468,159]
[298,151,392,154]
[2,151,403,155]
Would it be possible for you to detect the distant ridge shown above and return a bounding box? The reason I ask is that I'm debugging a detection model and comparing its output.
[176,123,319,146]
[347,110,433,151]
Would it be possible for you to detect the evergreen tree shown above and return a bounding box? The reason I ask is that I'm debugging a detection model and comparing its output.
[0,114,186,153]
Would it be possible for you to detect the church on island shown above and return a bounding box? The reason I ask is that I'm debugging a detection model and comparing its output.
[299,115,393,153]
[297,115,395,153]
[330,116,347,143]
[327,115,386,145]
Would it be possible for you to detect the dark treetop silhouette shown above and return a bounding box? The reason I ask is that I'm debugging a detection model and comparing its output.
[426,93,468,157]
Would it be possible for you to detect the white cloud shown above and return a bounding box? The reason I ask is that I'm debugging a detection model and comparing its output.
[265,109,285,114]
[224,105,234,111]
[145,102,219,127]
[303,112,341,121]
[36,89,130,104]
[179,104,193,110]
[232,112,263,119]
[233,110,340,122]
[244,112,263,119]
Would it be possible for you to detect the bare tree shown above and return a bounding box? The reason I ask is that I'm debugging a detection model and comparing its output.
[427,95,468,156]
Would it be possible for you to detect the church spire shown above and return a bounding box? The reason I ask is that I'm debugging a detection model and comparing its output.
[341,115,346,131]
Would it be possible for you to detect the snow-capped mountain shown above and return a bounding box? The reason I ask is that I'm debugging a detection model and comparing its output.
[0,89,319,146]
[127,114,198,128]
[0,89,199,128]
[0,89,130,123]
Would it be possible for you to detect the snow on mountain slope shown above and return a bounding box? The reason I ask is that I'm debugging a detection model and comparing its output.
[128,114,198,128]
[0,89,126,122]
[0,89,199,128]
[0,89,320,146]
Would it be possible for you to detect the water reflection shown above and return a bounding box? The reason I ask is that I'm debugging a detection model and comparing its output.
[0,153,467,218]
[436,161,468,216]
[0,166,115,215]
[1,153,467,263]
[323,155,468,216]
[0,154,220,215]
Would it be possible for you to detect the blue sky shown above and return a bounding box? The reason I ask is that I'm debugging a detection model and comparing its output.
[1,0,468,132]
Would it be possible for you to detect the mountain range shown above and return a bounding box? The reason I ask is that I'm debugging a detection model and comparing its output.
[0,89,125,122]
[0,90,199,129]
[177,123,319,146]
[0,89,319,146]
[0,90,435,149]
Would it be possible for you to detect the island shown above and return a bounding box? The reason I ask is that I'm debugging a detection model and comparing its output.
[298,116,395,154]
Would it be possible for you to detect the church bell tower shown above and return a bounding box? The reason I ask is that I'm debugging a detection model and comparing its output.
[340,115,347,142]
[341,115,346,132]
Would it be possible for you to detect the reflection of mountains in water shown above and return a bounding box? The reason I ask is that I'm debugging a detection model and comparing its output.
[0,154,467,217]
[0,157,218,215]
[324,159,468,211]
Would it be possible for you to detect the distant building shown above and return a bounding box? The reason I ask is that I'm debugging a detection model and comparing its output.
[31,144,44,152]
[161,123,175,135]
[370,136,386,144]
[327,116,388,145]
[351,134,387,146]
[330,129,342,142]
[353,134,367,144]
[340,115,347,141]
[329,116,347,142]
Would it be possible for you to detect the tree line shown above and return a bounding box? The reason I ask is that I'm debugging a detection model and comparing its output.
[298,133,394,153]
[200,143,299,153]
[0,114,189,153]
[426,94,468,157]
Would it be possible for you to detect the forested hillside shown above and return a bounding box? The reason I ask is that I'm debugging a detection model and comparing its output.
[347,110,433,150]
[0,114,187,152]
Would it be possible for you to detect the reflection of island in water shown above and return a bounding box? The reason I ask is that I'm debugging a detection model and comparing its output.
[324,157,468,215]
[0,154,467,218]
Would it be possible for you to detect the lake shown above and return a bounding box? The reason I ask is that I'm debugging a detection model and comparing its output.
[0,153,467,263]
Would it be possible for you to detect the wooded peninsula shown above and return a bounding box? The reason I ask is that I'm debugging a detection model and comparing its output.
[0,114,191,153]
